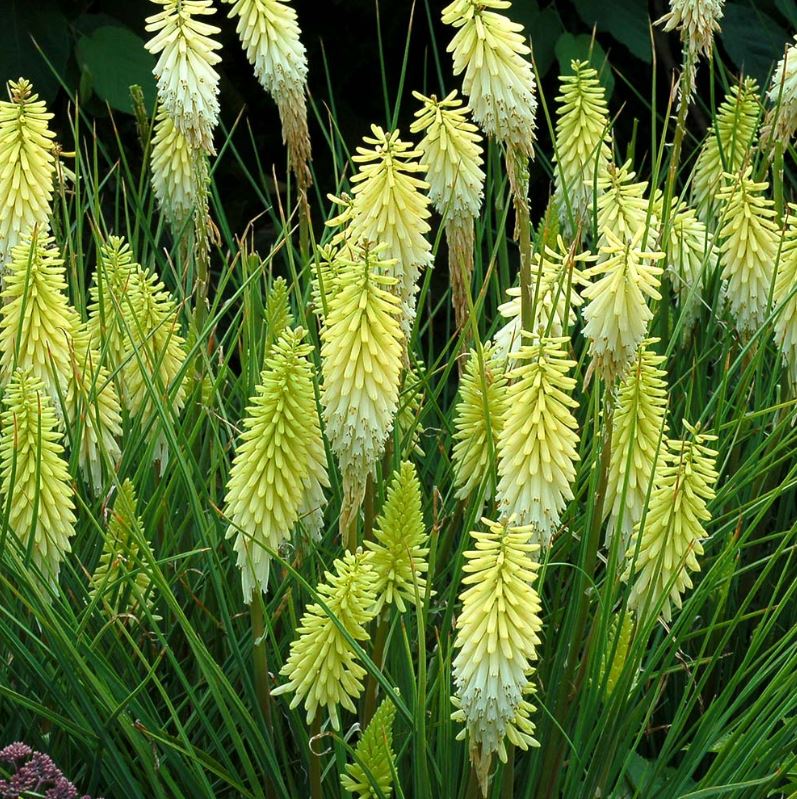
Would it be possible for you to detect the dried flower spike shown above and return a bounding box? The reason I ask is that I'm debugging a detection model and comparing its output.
[0,78,55,263]
[272,550,377,730]
[225,0,312,190]
[365,461,429,613]
[224,327,322,602]
[145,0,222,153]
[0,368,76,598]
[496,335,580,546]
[452,518,542,797]
[625,421,719,622]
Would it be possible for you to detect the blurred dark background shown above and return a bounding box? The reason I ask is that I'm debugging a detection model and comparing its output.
[2,0,794,236]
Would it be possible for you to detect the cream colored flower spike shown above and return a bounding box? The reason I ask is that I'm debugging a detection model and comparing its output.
[717,168,778,336]
[0,232,78,418]
[272,550,377,730]
[442,0,537,157]
[625,421,719,623]
[150,105,200,228]
[145,0,222,153]
[691,78,759,220]
[320,244,405,534]
[659,0,725,62]
[773,206,797,391]
[494,236,593,362]
[452,344,508,502]
[412,90,485,331]
[582,229,664,384]
[604,339,669,554]
[496,335,580,546]
[345,125,432,343]
[766,36,797,147]
[365,461,429,613]
[452,517,542,797]
[224,327,321,602]
[0,79,55,263]
[224,0,312,189]
[0,368,76,600]
[553,60,612,238]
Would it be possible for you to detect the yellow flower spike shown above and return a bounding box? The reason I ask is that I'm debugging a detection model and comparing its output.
[263,276,294,358]
[411,90,485,330]
[67,325,123,494]
[452,344,508,503]
[0,232,78,418]
[582,229,665,384]
[224,326,322,602]
[442,0,537,158]
[604,339,669,554]
[90,479,158,619]
[340,694,398,798]
[451,518,542,797]
[88,236,139,381]
[665,201,716,335]
[717,168,778,336]
[553,60,613,237]
[224,0,312,190]
[145,0,222,153]
[150,105,202,229]
[0,79,56,264]
[494,236,592,361]
[765,36,797,147]
[0,368,76,599]
[596,161,661,253]
[272,550,377,730]
[341,126,432,342]
[365,461,429,613]
[598,610,634,699]
[496,335,580,546]
[773,207,797,391]
[625,421,719,623]
[691,78,759,219]
[120,263,188,466]
[320,244,404,537]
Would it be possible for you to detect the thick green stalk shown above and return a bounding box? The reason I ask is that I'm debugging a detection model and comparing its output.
[362,609,389,725]
[250,599,277,799]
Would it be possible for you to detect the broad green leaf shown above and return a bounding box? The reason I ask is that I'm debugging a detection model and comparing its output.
[721,3,789,84]
[0,0,70,102]
[76,25,157,114]
[572,0,652,63]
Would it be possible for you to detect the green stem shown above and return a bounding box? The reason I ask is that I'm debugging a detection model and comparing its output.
[250,599,278,799]
[299,190,311,264]
[363,473,376,544]
[501,746,514,799]
[774,141,785,225]
[309,715,322,799]
[362,610,389,725]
